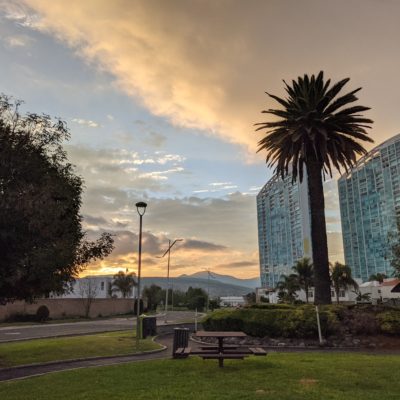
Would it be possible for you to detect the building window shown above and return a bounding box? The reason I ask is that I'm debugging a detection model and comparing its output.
[339,290,346,298]
[308,291,314,298]
[101,281,105,291]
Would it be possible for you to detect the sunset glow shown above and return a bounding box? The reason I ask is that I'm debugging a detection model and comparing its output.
[1,0,399,278]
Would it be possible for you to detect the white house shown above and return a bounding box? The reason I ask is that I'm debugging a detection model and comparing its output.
[258,278,400,304]
[51,275,136,299]
[259,280,362,304]
[359,278,400,304]
[220,296,246,307]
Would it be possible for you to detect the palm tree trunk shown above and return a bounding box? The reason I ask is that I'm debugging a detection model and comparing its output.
[305,284,309,303]
[306,160,332,304]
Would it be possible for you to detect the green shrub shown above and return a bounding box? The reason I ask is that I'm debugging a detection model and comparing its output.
[377,311,400,335]
[248,304,295,310]
[202,306,338,339]
[35,305,50,322]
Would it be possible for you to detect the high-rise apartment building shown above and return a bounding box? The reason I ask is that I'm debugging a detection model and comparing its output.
[257,172,312,288]
[338,134,400,281]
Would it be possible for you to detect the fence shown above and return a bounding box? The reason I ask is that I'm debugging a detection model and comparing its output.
[0,298,134,321]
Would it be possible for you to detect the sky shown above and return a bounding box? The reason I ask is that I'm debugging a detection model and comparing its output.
[0,0,399,279]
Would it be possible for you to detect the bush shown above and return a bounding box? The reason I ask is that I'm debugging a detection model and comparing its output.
[248,304,295,310]
[202,306,338,339]
[377,311,400,335]
[5,313,37,323]
[36,305,50,322]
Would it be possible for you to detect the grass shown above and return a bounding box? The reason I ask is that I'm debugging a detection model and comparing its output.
[1,352,400,399]
[0,331,161,367]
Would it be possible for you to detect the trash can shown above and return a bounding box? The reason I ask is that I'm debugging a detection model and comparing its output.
[141,316,157,338]
[172,327,189,358]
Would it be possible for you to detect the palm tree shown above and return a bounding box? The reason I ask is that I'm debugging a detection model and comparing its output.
[369,273,387,283]
[276,274,300,304]
[112,270,137,298]
[330,262,358,304]
[256,71,373,304]
[292,257,314,303]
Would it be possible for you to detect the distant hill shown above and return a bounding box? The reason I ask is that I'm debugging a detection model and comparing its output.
[179,271,260,289]
[141,274,256,297]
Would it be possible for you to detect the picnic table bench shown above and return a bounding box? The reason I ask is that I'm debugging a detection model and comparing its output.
[249,347,267,356]
[194,331,267,368]
[172,330,268,367]
[174,346,192,358]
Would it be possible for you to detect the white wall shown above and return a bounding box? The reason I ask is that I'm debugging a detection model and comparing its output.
[51,276,136,299]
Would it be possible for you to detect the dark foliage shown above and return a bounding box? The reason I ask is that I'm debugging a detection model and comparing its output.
[142,284,163,311]
[0,95,114,302]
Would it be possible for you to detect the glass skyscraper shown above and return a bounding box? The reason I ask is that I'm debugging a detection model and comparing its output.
[257,171,312,288]
[338,134,400,281]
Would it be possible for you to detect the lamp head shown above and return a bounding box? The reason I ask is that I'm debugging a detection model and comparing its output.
[135,201,147,216]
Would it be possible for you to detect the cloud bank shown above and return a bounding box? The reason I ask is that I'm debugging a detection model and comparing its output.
[15,0,399,155]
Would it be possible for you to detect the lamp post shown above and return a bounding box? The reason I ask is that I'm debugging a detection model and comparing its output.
[158,239,183,323]
[135,201,147,349]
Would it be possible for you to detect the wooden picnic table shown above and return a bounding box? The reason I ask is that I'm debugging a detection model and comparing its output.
[194,331,248,367]
[195,331,247,353]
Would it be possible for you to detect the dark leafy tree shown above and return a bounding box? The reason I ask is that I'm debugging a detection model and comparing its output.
[330,262,358,304]
[186,286,208,311]
[369,273,387,283]
[389,219,400,278]
[208,298,220,311]
[0,95,114,303]
[112,271,137,298]
[256,71,373,304]
[244,292,256,305]
[142,284,163,311]
[276,274,300,304]
[171,289,186,307]
[292,257,314,303]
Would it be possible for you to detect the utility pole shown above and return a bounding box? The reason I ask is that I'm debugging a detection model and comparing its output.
[204,268,215,312]
[157,239,183,323]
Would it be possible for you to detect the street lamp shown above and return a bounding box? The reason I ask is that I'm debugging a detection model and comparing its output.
[157,239,183,323]
[135,201,147,348]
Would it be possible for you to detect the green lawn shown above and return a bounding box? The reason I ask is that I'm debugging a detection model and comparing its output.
[1,352,400,399]
[0,331,161,367]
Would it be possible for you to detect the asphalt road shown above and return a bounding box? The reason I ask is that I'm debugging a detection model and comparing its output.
[0,311,199,342]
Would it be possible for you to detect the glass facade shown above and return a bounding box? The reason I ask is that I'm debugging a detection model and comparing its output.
[257,171,312,288]
[338,134,400,281]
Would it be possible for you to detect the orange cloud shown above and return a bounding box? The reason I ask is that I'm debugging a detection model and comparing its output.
[12,0,400,156]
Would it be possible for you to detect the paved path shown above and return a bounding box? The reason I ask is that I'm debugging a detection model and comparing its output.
[0,334,176,382]
[0,311,199,342]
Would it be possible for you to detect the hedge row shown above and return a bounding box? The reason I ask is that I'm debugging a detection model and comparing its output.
[202,306,338,338]
[202,305,400,338]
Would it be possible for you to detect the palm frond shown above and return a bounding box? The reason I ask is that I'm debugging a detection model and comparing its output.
[256,71,374,181]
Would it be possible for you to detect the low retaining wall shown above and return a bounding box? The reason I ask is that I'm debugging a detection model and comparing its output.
[0,298,134,321]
